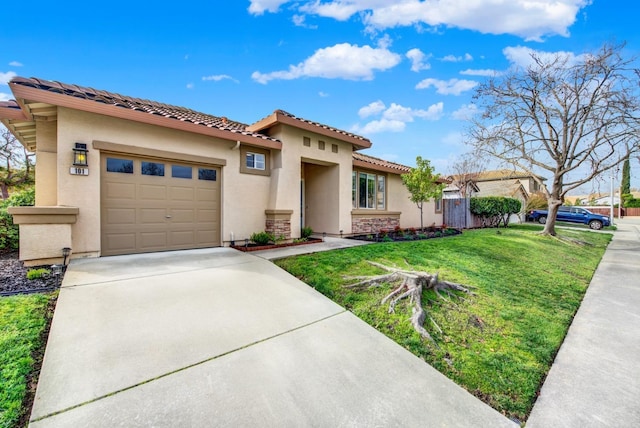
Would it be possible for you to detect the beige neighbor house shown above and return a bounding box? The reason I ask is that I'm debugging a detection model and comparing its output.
[0,77,442,265]
[445,169,546,224]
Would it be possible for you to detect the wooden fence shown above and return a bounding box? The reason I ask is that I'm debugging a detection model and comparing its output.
[444,198,484,229]
[582,206,640,218]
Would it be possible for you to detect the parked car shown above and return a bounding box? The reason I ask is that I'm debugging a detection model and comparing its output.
[527,206,610,230]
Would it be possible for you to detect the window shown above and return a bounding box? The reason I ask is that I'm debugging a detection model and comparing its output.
[142,161,165,176]
[239,146,270,176]
[353,171,386,209]
[303,136,311,147]
[435,196,442,213]
[198,168,217,181]
[318,140,325,150]
[377,175,385,210]
[332,144,338,153]
[106,157,133,174]
[246,152,265,170]
[352,172,357,208]
[172,165,192,179]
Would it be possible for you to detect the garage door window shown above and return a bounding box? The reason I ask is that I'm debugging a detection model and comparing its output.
[142,161,165,176]
[198,168,217,181]
[106,158,133,174]
[172,165,192,179]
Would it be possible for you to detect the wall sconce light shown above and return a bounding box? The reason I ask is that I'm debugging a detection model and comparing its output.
[73,143,88,167]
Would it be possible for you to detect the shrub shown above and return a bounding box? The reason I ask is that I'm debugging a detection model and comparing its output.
[26,268,50,280]
[250,231,275,246]
[0,187,35,251]
[301,226,314,239]
[470,196,522,228]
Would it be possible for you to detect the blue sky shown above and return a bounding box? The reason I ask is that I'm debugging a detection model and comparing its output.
[1,0,638,191]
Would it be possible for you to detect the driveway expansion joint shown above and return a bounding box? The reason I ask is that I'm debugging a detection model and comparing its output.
[29,308,347,424]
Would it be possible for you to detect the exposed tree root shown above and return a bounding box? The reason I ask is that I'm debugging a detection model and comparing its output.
[345,261,474,342]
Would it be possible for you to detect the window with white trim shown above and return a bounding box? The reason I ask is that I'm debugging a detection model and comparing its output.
[246,152,265,170]
[352,171,386,209]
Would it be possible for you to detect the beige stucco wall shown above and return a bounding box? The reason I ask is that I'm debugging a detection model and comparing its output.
[54,108,271,254]
[386,174,443,228]
[28,105,437,260]
[264,124,354,237]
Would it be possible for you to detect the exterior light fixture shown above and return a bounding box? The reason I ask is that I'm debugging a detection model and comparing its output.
[73,143,88,167]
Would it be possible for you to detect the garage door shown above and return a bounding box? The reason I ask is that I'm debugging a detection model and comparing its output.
[101,154,221,256]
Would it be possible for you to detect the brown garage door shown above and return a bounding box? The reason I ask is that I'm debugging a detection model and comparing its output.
[101,154,221,256]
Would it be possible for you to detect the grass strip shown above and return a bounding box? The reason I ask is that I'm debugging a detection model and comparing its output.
[275,225,611,421]
[0,293,54,428]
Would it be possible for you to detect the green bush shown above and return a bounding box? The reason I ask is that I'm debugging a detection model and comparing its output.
[26,268,50,280]
[470,196,522,228]
[250,231,275,246]
[0,187,35,251]
[301,226,314,239]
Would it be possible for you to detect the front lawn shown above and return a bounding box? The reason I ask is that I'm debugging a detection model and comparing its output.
[0,293,55,428]
[275,225,611,422]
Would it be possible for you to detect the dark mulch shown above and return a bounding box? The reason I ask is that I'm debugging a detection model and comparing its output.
[231,238,324,252]
[0,251,63,295]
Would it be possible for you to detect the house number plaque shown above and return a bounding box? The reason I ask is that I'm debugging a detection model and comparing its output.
[70,167,89,176]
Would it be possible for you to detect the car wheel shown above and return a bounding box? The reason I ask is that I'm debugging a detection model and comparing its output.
[538,216,547,224]
[589,220,603,230]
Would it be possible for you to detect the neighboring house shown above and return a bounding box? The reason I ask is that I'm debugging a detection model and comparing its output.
[0,77,441,265]
[442,181,479,199]
[449,169,545,223]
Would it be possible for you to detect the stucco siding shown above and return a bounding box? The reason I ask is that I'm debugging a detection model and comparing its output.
[386,174,443,229]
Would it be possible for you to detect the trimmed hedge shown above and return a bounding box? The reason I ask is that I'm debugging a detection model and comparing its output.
[470,196,522,228]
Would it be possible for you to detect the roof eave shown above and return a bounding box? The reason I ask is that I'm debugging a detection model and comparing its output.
[249,110,372,150]
[9,83,283,150]
[353,159,409,175]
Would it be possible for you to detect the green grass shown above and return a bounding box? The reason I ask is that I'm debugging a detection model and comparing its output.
[275,226,611,422]
[0,293,55,428]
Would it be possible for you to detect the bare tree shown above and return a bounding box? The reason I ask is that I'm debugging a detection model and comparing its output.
[468,43,640,235]
[0,125,34,199]
[447,153,485,197]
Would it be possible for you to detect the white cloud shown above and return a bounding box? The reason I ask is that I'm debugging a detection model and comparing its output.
[202,74,238,82]
[460,68,503,76]
[1,71,17,85]
[354,101,444,134]
[441,53,473,62]
[254,1,590,41]
[356,118,407,134]
[252,43,401,84]
[319,91,329,97]
[503,45,584,69]
[248,0,289,14]
[359,100,386,118]
[416,78,478,95]
[186,83,194,89]
[451,103,480,120]
[0,93,11,101]
[8,61,23,67]
[293,14,318,28]
[406,48,432,72]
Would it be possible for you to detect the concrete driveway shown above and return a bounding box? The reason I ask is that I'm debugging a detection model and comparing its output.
[29,248,515,427]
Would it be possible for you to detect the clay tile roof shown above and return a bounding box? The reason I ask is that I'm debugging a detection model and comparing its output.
[352,152,411,173]
[275,109,370,144]
[9,77,280,143]
[0,100,20,109]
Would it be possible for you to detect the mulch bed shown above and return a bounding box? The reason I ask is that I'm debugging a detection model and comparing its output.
[231,238,324,252]
[0,251,63,295]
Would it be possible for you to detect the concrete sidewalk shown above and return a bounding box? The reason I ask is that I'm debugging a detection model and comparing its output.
[29,247,515,427]
[527,217,640,427]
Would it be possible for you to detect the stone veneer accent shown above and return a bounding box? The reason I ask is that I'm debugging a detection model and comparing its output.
[351,210,401,234]
[265,209,294,240]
